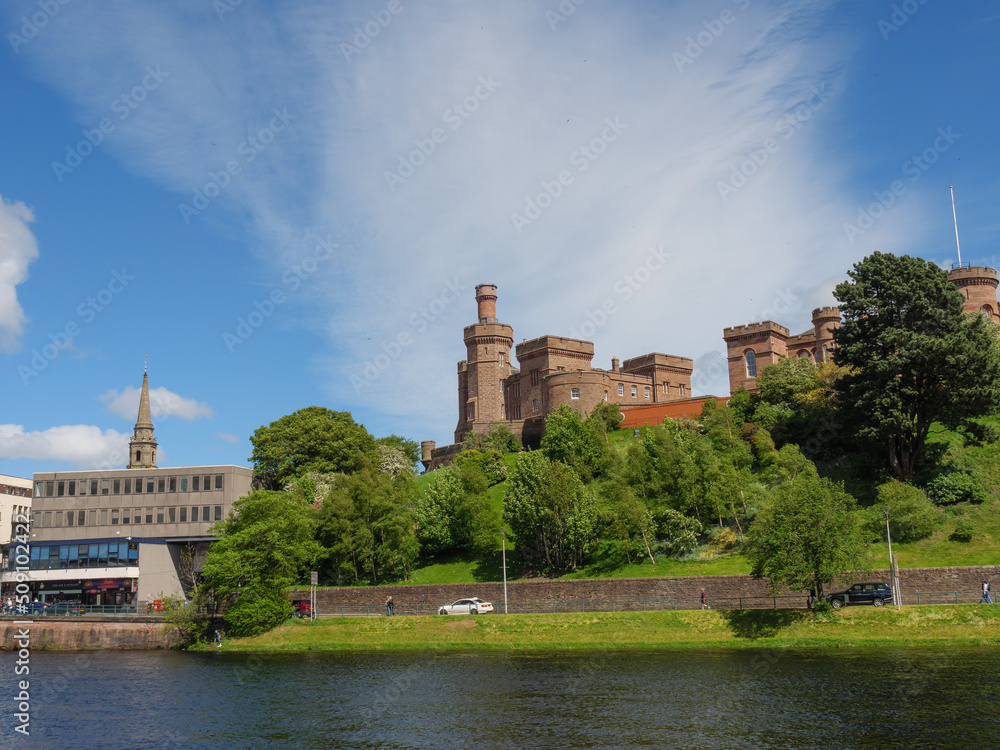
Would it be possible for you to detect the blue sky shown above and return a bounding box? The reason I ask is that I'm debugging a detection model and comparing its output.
[1,0,998,478]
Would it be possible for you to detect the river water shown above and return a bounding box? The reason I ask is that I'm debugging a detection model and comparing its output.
[2,647,998,749]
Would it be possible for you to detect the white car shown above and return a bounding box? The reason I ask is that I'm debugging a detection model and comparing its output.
[438,597,494,615]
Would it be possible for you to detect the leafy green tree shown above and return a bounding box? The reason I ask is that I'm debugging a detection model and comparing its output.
[315,463,418,584]
[653,508,703,558]
[745,469,869,599]
[415,455,501,557]
[503,451,597,574]
[597,480,656,566]
[201,490,321,637]
[868,480,941,543]
[463,423,521,453]
[588,401,624,433]
[375,434,421,465]
[756,355,820,405]
[249,407,378,487]
[926,471,987,505]
[833,252,1000,481]
[541,404,613,480]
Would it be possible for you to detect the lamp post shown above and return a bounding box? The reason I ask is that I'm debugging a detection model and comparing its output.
[502,526,508,615]
[885,506,900,610]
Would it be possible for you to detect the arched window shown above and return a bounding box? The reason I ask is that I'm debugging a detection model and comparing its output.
[135,450,141,463]
[798,350,810,359]
[744,350,757,378]
[982,305,994,320]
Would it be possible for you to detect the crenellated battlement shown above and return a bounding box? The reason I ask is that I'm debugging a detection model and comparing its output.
[723,321,789,339]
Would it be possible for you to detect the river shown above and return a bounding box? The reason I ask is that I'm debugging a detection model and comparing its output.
[2,647,998,748]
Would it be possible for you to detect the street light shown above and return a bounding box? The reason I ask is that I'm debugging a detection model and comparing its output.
[502,526,508,615]
[885,506,901,610]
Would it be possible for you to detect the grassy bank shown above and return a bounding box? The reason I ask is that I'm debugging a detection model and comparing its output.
[212,605,1000,652]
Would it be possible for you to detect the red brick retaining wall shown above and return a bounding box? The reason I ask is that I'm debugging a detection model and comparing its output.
[292,565,1000,609]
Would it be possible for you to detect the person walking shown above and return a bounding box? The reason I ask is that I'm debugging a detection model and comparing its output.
[981,580,993,604]
[386,595,394,616]
[700,589,708,610]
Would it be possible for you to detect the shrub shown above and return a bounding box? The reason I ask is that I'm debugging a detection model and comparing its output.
[951,517,975,542]
[869,480,941,543]
[926,472,987,505]
[654,509,702,558]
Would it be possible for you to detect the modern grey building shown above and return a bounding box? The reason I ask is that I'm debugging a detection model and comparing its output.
[1,370,252,607]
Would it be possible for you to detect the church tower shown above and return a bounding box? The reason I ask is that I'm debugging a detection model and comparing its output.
[127,365,158,469]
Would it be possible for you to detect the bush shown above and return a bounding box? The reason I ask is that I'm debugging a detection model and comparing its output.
[926,472,987,505]
[222,590,293,638]
[654,509,702,558]
[869,480,941,543]
[951,517,975,542]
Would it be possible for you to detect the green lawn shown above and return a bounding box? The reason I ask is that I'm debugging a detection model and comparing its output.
[211,604,1000,652]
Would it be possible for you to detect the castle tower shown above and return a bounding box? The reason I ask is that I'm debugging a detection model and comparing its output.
[454,284,514,442]
[127,366,158,469]
[948,265,999,321]
[812,306,841,363]
[722,321,790,394]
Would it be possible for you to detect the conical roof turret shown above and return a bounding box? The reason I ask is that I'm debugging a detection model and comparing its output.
[135,371,154,429]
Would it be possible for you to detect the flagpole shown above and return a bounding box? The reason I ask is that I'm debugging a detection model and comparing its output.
[950,186,963,266]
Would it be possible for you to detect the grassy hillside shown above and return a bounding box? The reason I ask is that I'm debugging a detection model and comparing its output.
[409,418,1000,585]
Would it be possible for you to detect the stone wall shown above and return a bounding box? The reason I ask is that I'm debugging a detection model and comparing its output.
[0,616,178,650]
[292,565,1000,611]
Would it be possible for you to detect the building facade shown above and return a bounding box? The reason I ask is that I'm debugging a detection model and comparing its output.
[425,284,700,468]
[0,370,252,607]
[0,474,32,546]
[722,265,1000,394]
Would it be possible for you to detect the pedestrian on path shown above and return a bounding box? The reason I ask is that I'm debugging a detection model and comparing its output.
[386,595,394,616]
[981,580,993,604]
[701,589,708,610]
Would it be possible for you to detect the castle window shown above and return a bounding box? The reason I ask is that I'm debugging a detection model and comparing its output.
[644,387,650,399]
[663,383,669,394]
[557,367,565,372]
[745,350,757,378]
[982,305,994,320]
[500,352,505,366]
[680,384,686,396]
[530,369,539,386]
[618,383,624,396]
[798,351,810,359]
[822,345,830,361]
[533,399,539,412]
[571,388,580,399]
[631,385,637,397]
[467,403,475,421]
[604,392,608,401]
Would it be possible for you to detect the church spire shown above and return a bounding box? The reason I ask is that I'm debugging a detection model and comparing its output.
[127,362,158,469]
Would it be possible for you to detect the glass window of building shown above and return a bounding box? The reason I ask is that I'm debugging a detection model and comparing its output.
[203,475,210,489]
[191,506,199,522]
[571,388,580,399]
[180,477,188,492]
[35,482,43,496]
[68,480,76,496]
[169,477,177,492]
[111,509,119,525]
[90,480,98,495]
[631,385,637,397]
[66,510,74,527]
[57,481,64,497]
[644,387,650,399]
[618,383,624,396]
[214,505,223,521]
[146,479,154,493]
[31,510,41,528]
[179,506,187,522]
[168,507,176,523]
[156,508,164,524]
[45,481,54,497]
[134,479,142,495]
[101,479,110,495]
[113,479,120,494]
[42,511,51,526]
[203,506,211,522]
[145,508,153,524]
[54,511,63,527]
[215,475,223,490]
[192,475,200,491]
[100,509,108,525]
[124,478,132,494]
[745,350,757,377]
[122,508,130,524]
[89,509,97,526]
[158,478,166,493]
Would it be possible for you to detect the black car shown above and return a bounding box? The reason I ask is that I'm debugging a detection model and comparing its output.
[827,582,893,608]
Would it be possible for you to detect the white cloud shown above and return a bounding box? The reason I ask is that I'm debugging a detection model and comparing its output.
[216,432,240,443]
[6,0,931,439]
[99,386,214,421]
[0,196,40,352]
[0,424,130,468]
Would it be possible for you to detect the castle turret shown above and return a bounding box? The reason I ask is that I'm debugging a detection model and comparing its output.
[420,441,436,472]
[948,265,999,321]
[812,306,841,363]
[454,284,514,443]
[127,366,158,469]
[722,321,790,394]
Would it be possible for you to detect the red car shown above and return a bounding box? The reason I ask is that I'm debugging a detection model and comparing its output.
[291,600,312,618]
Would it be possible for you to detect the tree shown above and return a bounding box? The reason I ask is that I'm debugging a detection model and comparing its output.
[315,463,419,584]
[833,252,1000,481]
[744,469,870,599]
[414,456,502,557]
[541,404,613,480]
[200,491,321,637]
[375,434,421,465]
[869,480,940,543]
[464,423,521,453]
[503,451,597,574]
[249,407,378,487]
